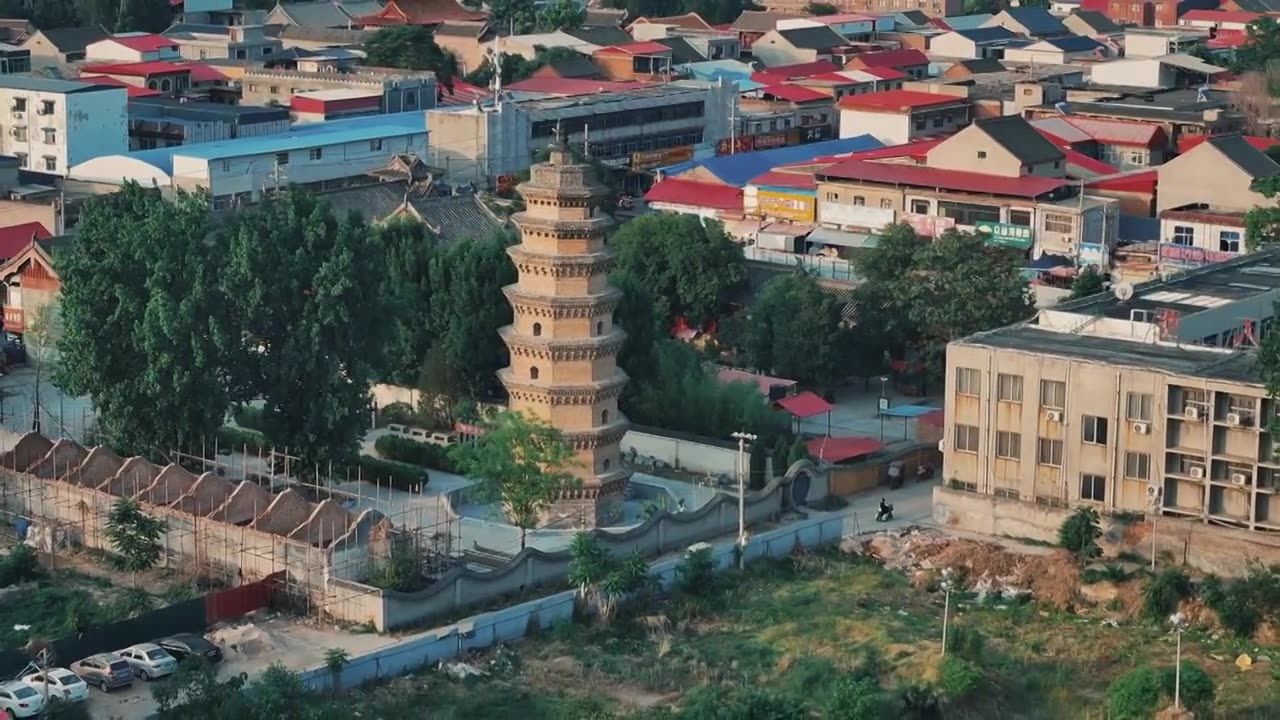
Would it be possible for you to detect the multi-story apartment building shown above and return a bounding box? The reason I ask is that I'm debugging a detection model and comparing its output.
[239,66,436,114]
[162,23,283,61]
[944,249,1280,532]
[0,76,127,176]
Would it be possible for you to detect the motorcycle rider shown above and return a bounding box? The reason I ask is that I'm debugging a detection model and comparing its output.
[877,498,893,521]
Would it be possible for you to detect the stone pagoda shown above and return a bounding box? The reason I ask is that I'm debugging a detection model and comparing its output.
[499,138,629,527]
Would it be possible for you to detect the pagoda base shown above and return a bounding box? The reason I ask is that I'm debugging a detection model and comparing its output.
[537,473,629,529]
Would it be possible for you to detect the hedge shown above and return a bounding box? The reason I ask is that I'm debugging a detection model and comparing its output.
[216,426,269,456]
[374,434,459,474]
[351,455,429,491]
[232,405,267,432]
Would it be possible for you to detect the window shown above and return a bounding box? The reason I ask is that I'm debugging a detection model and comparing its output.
[1126,392,1152,421]
[1037,438,1063,467]
[1043,212,1074,234]
[404,91,417,108]
[248,83,258,92]
[11,126,24,142]
[956,367,980,397]
[221,160,230,172]
[914,116,926,131]
[41,127,54,144]
[939,200,1000,226]
[13,152,25,167]
[39,100,52,114]
[1124,451,1150,480]
[603,458,611,471]
[853,196,865,206]
[996,431,1021,460]
[532,322,542,337]
[880,198,892,209]
[199,49,207,59]
[977,151,987,159]
[1172,225,1194,246]
[596,321,604,334]
[602,410,609,424]
[1220,230,1242,253]
[262,46,273,55]
[825,191,838,201]
[910,199,930,214]
[269,85,279,94]
[954,424,979,453]
[1053,160,1061,169]
[996,373,1022,403]
[932,115,944,128]
[1008,209,1032,227]
[275,151,289,166]
[1127,151,1145,166]
[530,366,539,380]
[1082,415,1109,445]
[308,148,322,161]
[1080,473,1106,502]
[160,78,171,92]
[1040,379,1065,409]
[370,139,384,152]
[42,155,54,171]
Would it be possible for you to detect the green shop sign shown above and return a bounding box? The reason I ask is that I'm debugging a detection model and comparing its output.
[975,221,1034,249]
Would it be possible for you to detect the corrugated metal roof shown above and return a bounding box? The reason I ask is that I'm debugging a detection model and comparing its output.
[838,89,967,111]
[661,134,883,187]
[819,158,1068,198]
[757,83,829,102]
[645,178,744,211]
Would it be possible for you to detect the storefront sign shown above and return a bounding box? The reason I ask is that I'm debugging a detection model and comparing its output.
[758,190,815,222]
[1158,243,1237,267]
[975,221,1034,249]
[753,131,790,151]
[793,124,833,144]
[630,146,694,171]
[900,212,955,238]
[716,136,754,155]
[1078,242,1106,268]
[819,201,894,230]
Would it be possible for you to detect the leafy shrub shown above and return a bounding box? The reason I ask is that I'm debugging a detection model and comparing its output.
[1200,563,1280,638]
[0,544,41,587]
[678,686,805,720]
[676,545,715,596]
[366,542,428,593]
[828,674,890,720]
[945,625,986,663]
[350,455,427,491]
[938,656,982,702]
[232,405,266,432]
[1143,569,1192,621]
[379,402,418,427]
[44,697,90,720]
[894,683,940,717]
[216,426,268,455]
[1058,507,1102,563]
[568,533,610,595]
[374,434,458,473]
[782,655,838,699]
[1161,661,1215,715]
[1108,665,1163,720]
[1082,563,1131,585]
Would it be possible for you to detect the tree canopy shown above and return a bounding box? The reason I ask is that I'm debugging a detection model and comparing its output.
[1070,265,1106,299]
[362,27,460,89]
[1246,175,1280,252]
[610,214,746,327]
[852,224,1033,376]
[603,0,759,25]
[741,273,848,387]
[1234,17,1280,73]
[56,184,235,456]
[464,47,583,88]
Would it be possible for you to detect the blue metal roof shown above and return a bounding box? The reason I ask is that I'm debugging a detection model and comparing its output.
[1044,35,1105,52]
[679,59,763,91]
[122,111,427,175]
[659,135,883,187]
[942,13,992,30]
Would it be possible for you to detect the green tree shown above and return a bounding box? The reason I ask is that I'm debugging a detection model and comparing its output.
[377,218,438,385]
[804,1,839,12]
[426,232,516,399]
[786,438,810,467]
[222,191,388,472]
[938,656,983,702]
[610,214,746,326]
[362,26,460,88]
[1108,665,1164,720]
[1246,175,1280,251]
[449,411,579,548]
[114,0,171,31]
[742,273,848,386]
[568,532,611,596]
[679,685,806,720]
[153,657,249,719]
[1161,661,1215,715]
[1057,506,1102,563]
[1070,265,1106,299]
[105,499,167,583]
[1234,17,1280,72]
[537,0,585,30]
[322,647,350,693]
[44,697,91,720]
[488,0,537,34]
[828,675,890,719]
[1143,569,1193,621]
[612,270,663,382]
[57,184,233,456]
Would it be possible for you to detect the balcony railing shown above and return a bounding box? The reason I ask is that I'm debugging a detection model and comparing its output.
[3,306,22,333]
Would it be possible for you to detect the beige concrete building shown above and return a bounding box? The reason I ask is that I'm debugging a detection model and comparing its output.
[501,139,629,526]
[943,249,1280,533]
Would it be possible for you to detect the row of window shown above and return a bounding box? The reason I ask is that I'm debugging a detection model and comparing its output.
[531,102,706,139]
[955,425,1152,480]
[1169,225,1242,254]
[216,139,386,173]
[957,368,1155,421]
[10,152,55,171]
[3,126,56,144]
[9,98,54,114]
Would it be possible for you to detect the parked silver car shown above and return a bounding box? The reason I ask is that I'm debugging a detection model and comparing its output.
[68,653,133,693]
[118,644,178,680]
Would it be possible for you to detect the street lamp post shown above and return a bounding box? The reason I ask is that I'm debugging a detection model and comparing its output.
[731,431,757,571]
[1170,612,1188,710]
[940,568,954,656]
[878,376,889,443]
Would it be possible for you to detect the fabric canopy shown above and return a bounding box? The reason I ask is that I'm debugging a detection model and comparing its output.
[776,391,834,418]
[806,436,884,463]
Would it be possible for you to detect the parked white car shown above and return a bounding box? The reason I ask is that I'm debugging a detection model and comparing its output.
[118,644,178,680]
[21,668,88,703]
[0,680,43,718]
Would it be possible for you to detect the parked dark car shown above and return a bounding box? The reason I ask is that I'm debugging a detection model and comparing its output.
[156,634,223,665]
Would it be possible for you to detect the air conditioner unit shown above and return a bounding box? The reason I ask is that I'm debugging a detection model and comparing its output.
[937,439,946,452]
[10,111,22,120]
[1227,413,1242,426]
[1231,473,1249,486]
[1189,466,1205,479]
[1132,422,1149,435]
[1184,406,1200,420]
[1146,485,1163,499]
[1046,410,1063,423]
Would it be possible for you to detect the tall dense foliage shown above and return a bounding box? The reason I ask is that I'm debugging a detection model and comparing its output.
[740,273,848,387]
[362,27,460,89]
[1,0,171,33]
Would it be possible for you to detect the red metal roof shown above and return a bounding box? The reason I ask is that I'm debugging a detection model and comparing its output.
[82,61,188,76]
[76,75,162,97]
[776,391,834,418]
[758,83,829,103]
[184,63,226,83]
[0,222,50,261]
[436,78,488,106]
[716,367,797,396]
[846,48,929,69]
[859,66,908,81]
[1180,9,1260,23]
[751,60,840,83]
[806,436,884,463]
[291,93,381,113]
[357,0,483,25]
[836,138,943,161]
[107,33,176,52]
[929,16,952,30]
[1085,169,1157,193]
[820,158,1069,198]
[838,89,966,112]
[644,179,744,211]
[748,170,817,189]
[1178,134,1280,154]
[1061,147,1118,176]
[1063,117,1165,147]
[918,409,944,427]
[1208,33,1249,49]
[506,76,651,96]
[596,41,671,55]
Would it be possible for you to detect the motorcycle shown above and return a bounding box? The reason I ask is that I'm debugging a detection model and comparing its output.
[875,503,895,522]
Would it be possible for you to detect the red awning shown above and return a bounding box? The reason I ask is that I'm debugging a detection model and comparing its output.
[806,436,884,463]
[776,391,834,418]
[918,409,945,427]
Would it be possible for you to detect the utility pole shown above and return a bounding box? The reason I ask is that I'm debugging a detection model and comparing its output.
[731,431,756,570]
[940,568,954,656]
[1170,612,1187,710]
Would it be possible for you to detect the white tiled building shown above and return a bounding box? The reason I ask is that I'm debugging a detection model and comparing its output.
[0,76,127,176]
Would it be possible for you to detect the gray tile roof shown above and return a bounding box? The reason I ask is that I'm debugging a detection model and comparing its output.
[34,26,108,53]
[655,36,701,64]
[407,194,504,244]
[975,115,1065,165]
[319,182,407,222]
[730,10,801,32]
[276,26,374,44]
[777,25,848,51]
[997,7,1066,35]
[1066,9,1120,34]
[1207,134,1280,180]
[268,0,383,28]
